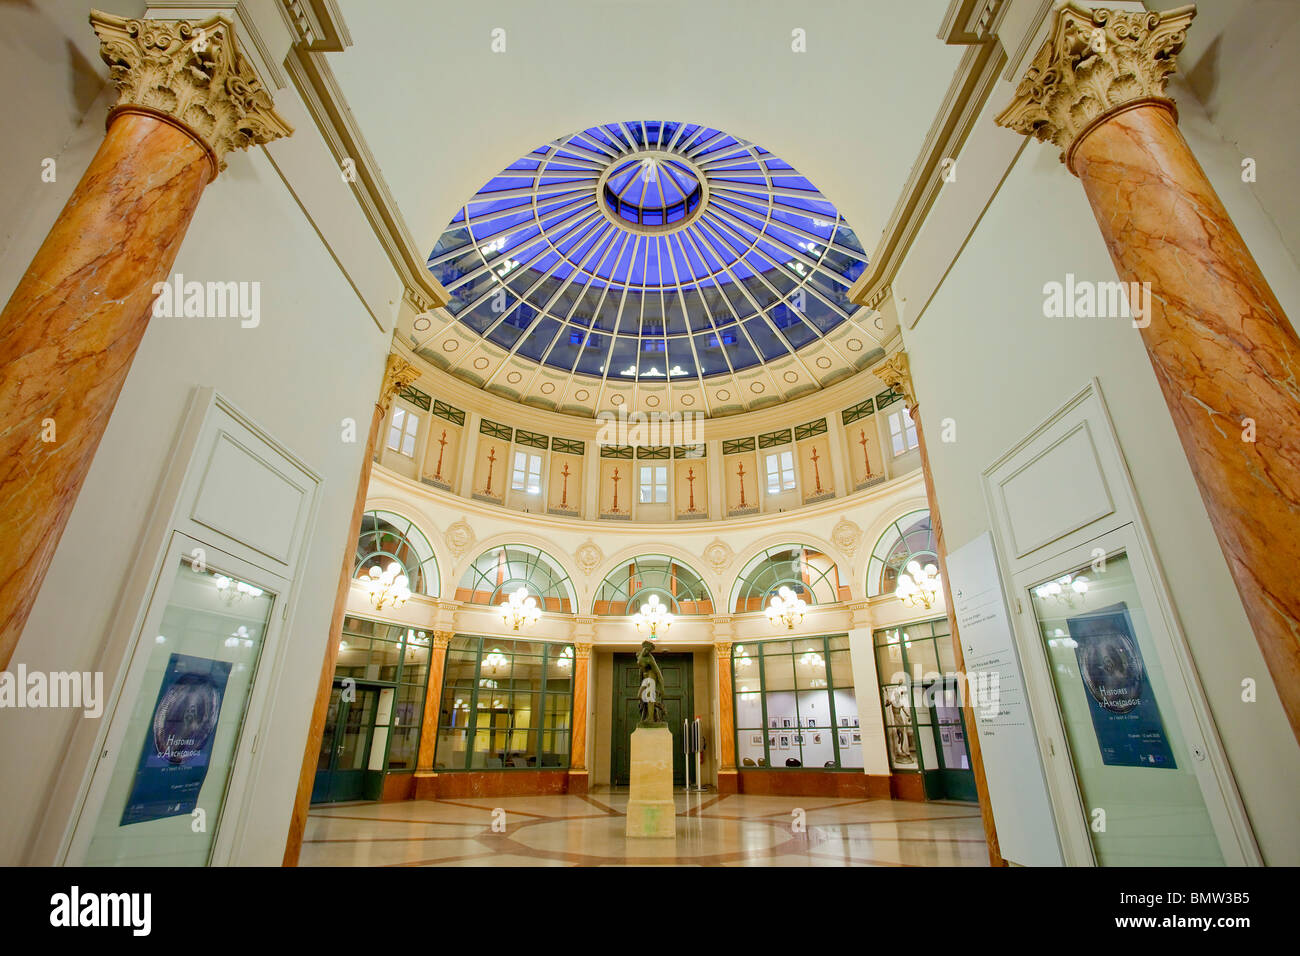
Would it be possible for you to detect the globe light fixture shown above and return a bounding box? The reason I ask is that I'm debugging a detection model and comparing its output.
[633,593,674,640]
[214,574,263,605]
[765,586,807,630]
[1034,573,1089,608]
[363,561,411,610]
[895,560,940,610]
[500,586,540,631]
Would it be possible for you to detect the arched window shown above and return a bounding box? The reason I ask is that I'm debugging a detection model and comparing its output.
[594,555,713,616]
[866,509,939,597]
[354,510,440,596]
[456,545,576,613]
[732,544,842,613]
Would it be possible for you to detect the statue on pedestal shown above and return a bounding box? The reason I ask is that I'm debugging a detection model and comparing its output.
[636,640,667,726]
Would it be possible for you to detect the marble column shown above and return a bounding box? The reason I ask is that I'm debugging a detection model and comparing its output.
[414,631,453,777]
[568,641,593,793]
[283,354,421,866]
[875,352,1005,867]
[998,4,1300,744]
[0,13,290,671]
[715,638,737,793]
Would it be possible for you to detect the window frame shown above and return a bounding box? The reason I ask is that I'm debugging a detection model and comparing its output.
[764,449,796,494]
[888,407,919,457]
[638,463,669,504]
[511,450,543,495]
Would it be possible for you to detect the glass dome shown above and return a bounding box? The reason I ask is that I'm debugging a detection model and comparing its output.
[426,121,868,387]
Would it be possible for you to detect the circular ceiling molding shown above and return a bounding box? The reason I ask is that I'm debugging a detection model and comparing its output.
[473,357,490,370]
[645,395,660,407]
[610,394,625,405]
[413,316,431,332]
[540,382,555,394]
[846,338,863,352]
[506,371,523,384]
[574,388,590,401]
[815,356,832,369]
[681,394,695,406]
[427,120,869,398]
[442,339,458,352]
[783,371,799,383]
[750,382,765,393]
[716,389,731,401]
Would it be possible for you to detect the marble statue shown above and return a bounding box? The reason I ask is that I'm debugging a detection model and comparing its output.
[636,640,667,726]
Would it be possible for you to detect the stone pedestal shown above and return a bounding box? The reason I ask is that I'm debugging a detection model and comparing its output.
[625,727,676,838]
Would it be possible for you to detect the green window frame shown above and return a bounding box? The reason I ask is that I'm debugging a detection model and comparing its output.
[354,509,440,596]
[455,544,577,613]
[841,398,875,425]
[433,635,574,771]
[432,399,465,426]
[732,635,861,770]
[398,384,431,411]
[732,544,842,613]
[480,418,513,441]
[722,437,755,455]
[593,554,713,616]
[336,616,435,774]
[794,418,828,440]
[865,509,939,597]
[758,428,792,449]
[551,436,584,455]
[872,618,957,773]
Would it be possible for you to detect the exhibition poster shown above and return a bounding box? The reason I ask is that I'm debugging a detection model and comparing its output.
[120,653,232,826]
[1066,602,1176,769]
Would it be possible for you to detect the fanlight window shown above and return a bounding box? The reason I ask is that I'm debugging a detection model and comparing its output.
[866,510,939,598]
[354,510,439,596]
[456,545,577,613]
[594,555,713,616]
[732,545,842,613]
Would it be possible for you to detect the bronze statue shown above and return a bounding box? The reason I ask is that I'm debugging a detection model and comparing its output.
[635,640,667,726]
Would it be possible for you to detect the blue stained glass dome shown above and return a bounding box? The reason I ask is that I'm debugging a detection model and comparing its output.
[426,121,868,383]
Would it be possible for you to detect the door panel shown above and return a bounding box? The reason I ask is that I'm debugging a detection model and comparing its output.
[610,653,694,786]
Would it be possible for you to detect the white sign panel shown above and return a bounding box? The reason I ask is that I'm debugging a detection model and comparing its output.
[947,531,1062,866]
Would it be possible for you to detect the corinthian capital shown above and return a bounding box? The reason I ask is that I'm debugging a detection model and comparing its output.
[91,10,292,173]
[995,4,1196,168]
[379,354,420,413]
[872,351,915,408]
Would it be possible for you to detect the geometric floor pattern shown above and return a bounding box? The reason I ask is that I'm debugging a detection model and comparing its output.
[301,791,990,866]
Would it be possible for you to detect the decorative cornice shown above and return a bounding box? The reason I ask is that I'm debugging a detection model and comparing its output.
[91,10,292,174]
[378,353,419,413]
[871,352,916,408]
[995,4,1196,170]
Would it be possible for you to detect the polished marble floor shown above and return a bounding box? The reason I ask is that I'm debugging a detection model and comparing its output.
[301,790,989,866]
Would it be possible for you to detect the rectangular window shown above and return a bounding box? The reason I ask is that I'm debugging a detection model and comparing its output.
[639,464,668,504]
[889,408,919,456]
[433,637,574,771]
[511,451,542,494]
[765,450,796,494]
[732,636,860,771]
[387,406,420,457]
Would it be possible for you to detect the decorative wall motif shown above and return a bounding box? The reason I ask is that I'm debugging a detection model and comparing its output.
[832,517,862,557]
[575,540,603,576]
[444,519,475,559]
[704,539,734,577]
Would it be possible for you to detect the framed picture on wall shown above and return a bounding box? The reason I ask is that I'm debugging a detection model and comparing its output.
[853,717,859,727]
[813,733,822,744]
[778,734,791,749]
[805,716,815,727]
[769,718,779,728]
[839,733,849,747]
[768,736,776,749]
[751,733,763,745]
[782,718,792,728]
[852,732,862,744]
[794,734,804,745]
[840,717,849,727]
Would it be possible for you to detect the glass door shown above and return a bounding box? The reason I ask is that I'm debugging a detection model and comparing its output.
[312,684,382,803]
[67,535,284,866]
[925,676,976,801]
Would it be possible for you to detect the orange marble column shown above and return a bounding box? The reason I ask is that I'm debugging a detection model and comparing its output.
[568,642,593,793]
[715,639,737,793]
[0,12,289,670]
[415,632,453,769]
[283,354,420,866]
[998,4,1300,745]
[875,354,1005,866]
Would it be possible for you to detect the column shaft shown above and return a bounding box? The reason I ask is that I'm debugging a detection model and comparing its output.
[716,643,735,774]
[415,634,452,770]
[1072,103,1300,741]
[0,113,211,668]
[569,643,592,793]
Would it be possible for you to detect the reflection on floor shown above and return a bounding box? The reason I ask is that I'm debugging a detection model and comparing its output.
[301,791,989,866]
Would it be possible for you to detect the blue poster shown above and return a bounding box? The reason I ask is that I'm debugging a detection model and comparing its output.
[1067,602,1176,769]
[121,653,231,825]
